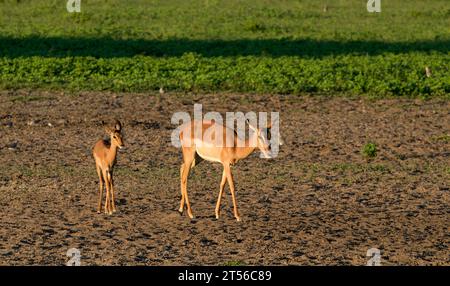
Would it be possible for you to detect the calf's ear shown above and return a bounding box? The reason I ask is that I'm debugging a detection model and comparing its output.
[114,119,122,131]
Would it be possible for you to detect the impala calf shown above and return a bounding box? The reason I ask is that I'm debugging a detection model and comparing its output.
[92,120,124,215]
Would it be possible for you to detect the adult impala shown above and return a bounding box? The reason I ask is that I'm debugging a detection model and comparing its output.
[178,118,279,221]
[92,120,124,215]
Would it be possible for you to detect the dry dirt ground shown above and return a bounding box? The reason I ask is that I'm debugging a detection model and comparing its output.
[0,90,448,265]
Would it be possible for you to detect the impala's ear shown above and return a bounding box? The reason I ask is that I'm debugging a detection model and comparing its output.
[246,118,257,131]
[114,119,122,132]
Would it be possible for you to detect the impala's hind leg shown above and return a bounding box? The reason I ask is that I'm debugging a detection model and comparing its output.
[180,147,195,219]
[181,159,194,219]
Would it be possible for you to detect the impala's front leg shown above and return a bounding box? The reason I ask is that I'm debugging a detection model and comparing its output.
[104,185,110,214]
[110,174,117,213]
[224,164,240,222]
[96,166,103,214]
[103,169,112,215]
[215,169,227,219]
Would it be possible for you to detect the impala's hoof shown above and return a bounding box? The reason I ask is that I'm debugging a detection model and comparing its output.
[188,213,194,219]
[235,216,241,222]
[215,214,220,220]
[178,208,183,214]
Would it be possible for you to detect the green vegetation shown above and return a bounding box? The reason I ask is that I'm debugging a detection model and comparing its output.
[0,0,449,97]
[431,134,450,143]
[222,261,246,266]
[361,142,378,158]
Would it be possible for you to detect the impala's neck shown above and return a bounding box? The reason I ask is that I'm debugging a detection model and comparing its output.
[107,141,119,164]
[234,134,257,161]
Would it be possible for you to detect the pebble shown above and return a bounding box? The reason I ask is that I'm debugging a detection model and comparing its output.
[56,119,67,125]
[7,142,18,151]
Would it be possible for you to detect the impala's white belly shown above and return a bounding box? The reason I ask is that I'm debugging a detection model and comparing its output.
[194,138,222,163]
[196,149,222,163]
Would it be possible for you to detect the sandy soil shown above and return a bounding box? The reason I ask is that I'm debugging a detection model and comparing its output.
[0,90,448,265]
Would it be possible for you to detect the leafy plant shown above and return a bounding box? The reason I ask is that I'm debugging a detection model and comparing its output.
[362,142,377,158]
